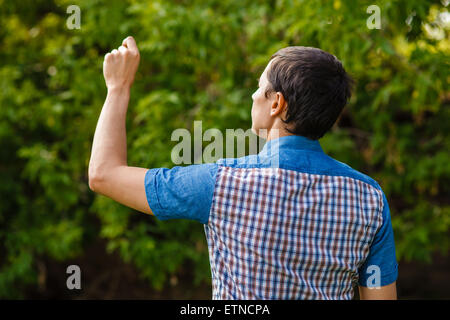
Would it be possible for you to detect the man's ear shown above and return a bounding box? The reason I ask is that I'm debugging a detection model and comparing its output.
[270,92,287,117]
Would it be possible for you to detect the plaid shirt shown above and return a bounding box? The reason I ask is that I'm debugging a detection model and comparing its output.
[145,135,398,299]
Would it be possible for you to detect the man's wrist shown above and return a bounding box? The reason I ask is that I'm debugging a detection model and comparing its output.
[104,85,131,115]
[107,85,131,96]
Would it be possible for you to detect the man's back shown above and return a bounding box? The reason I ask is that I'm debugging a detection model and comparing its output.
[144,135,398,299]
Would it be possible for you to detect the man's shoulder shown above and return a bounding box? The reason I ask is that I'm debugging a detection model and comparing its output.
[321,155,383,193]
[215,154,381,190]
[215,154,271,168]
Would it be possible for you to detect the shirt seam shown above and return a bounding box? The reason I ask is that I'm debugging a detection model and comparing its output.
[145,168,164,214]
[216,164,383,198]
[206,165,225,226]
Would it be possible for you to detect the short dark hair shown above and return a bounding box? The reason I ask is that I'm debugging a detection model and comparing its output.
[265,46,354,140]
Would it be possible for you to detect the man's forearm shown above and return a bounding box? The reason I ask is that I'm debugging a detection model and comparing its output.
[89,87,130,182]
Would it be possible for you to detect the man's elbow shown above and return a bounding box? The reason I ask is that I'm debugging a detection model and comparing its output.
[88,175,102,193]
[88,166,107,193]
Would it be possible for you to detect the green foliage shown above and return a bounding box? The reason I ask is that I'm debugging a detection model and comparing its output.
[0,0,448,297]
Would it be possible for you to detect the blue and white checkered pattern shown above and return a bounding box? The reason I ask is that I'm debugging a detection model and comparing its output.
[204,166,384,300]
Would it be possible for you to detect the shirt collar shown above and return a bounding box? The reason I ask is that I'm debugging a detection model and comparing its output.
[260,135,324,155]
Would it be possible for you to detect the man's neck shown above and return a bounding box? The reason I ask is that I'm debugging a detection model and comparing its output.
[265,127,293,142]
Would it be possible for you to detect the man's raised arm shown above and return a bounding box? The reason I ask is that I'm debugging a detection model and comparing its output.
[88,36,153,215]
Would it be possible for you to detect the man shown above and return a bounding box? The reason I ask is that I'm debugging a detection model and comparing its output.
[89,36,398,300]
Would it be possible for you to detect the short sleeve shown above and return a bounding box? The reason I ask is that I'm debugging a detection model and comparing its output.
[144,163,218,224]
[358,191,399,287]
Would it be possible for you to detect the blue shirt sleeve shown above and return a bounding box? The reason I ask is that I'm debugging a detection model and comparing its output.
[144,163,218,224]
[358,191,398,287]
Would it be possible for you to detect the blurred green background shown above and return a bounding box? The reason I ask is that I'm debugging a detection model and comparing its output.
[0,0,449,299]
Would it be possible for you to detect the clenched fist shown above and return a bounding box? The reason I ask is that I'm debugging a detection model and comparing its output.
[103,36,140,90]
